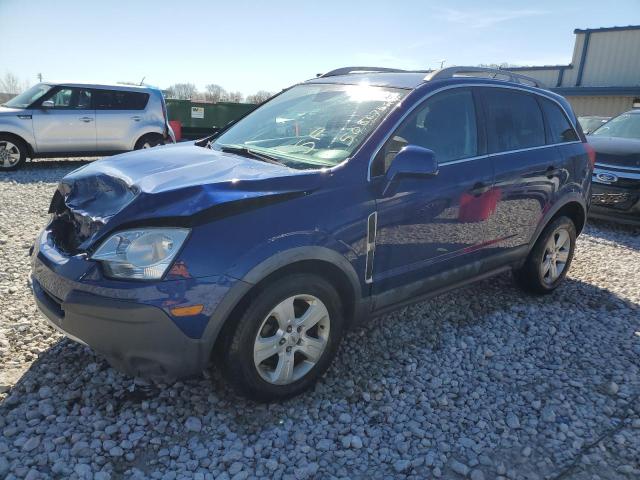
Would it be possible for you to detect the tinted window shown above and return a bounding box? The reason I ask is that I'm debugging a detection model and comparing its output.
[483,89,545,153]
[94,90,149,110]
[373,89,478,175]
[540,98,578,143]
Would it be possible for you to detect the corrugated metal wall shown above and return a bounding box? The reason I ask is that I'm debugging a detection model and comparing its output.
[505,28,640,117]
[567,96,637,117]
[510,69,559,86]
[580,30,640,86]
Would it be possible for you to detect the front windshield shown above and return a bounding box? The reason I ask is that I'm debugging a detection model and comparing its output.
[591,112,640,139]
[3,83,53,108]
[213,83,407,169]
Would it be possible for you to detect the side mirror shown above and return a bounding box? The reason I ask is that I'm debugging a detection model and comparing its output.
[41,100,54,108]
[385,145,438,184]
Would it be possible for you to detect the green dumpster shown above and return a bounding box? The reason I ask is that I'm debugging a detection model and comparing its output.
[166,99,255,140]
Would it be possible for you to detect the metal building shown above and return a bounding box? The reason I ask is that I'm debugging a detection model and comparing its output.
[505,25,640,117]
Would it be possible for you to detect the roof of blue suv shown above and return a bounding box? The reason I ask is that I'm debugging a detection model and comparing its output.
[309,72,428,89]
[308,66,548,91]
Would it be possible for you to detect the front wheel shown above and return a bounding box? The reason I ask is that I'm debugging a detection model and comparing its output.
[514,216,577,294]
[0,135,27,171]
[219,274,344,401]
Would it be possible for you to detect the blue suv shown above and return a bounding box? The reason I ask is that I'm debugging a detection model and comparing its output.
[31,67,592,400]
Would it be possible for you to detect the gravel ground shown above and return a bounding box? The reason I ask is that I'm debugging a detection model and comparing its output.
[1,159,639,480]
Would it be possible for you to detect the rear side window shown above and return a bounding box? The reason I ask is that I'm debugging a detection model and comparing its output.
[483,89,545,153]
[539,98,579,143]
[93,90,149,110]
[372,88,478,176]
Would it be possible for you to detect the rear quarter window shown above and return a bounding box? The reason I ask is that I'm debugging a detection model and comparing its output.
[539,98,578,144]
[482,89,545,153]
[94,90,149,110]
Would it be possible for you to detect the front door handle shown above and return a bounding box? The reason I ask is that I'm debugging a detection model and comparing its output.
[79,117,93,123]
[470,182,491,197]
[131,116,141,122]
[546,166,561,178]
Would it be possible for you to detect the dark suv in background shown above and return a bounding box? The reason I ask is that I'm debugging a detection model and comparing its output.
[31,67,592,400]
[588,109,640,225]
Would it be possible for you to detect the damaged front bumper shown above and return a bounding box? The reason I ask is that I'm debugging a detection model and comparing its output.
[30,228,240,380]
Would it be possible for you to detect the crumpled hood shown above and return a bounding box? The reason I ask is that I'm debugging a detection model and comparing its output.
[51,143,324,251]
[588,135,640,168]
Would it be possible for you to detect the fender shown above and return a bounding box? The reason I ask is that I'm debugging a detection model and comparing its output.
[130,128,166,150]
[197,245,363,360]
[527,191,587,254]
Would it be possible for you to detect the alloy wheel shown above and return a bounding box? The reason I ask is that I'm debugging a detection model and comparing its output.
[253,294,330,385]
[540,227,571,284]
[0,141,21,168]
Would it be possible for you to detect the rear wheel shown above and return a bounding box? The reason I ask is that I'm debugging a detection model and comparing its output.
[219,274,344,401]
[0,135,27,171]
[134,133,164,150]
[514,216,576,294]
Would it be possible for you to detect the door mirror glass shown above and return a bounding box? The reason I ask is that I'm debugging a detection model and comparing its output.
[41,100,54,108]
[385,145,438,182]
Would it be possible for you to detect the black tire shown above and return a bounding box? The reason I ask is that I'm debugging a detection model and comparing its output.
[0,134,28,171]
[514,216,577,294]
[219,274,344,401]
[134,134,164,150]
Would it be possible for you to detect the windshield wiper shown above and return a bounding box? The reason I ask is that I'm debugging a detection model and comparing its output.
[219,145,286,166]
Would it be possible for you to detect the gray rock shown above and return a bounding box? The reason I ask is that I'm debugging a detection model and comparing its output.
[184,416,202,432]
[470,469,485,480]
[393,460,411,473]
[450,459,470,476]
[506,413,520,429]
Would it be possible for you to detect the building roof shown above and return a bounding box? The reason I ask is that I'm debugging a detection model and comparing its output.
[574,25,640,34]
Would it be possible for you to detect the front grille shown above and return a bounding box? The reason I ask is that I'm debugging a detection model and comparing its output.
[592,192,631,205]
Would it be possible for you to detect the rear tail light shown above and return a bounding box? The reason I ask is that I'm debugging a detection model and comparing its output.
[584,143,596,169]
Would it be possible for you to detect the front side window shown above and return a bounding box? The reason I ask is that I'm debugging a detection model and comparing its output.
[539,98,578,144]
[591,112,640,140]
[43,88,92,109]
[48,88,74,108]
[3,83,53,108]
[372,88,478,176]
[483,89,545,153]
[212,83,407,169]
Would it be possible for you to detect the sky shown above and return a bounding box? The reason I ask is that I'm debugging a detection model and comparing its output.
[1,0,639,96]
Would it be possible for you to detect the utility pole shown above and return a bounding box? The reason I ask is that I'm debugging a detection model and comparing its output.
[439,60,446,69]
[37,73,42,82]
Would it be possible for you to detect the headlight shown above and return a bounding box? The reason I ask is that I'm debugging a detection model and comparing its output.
[91,228,190,280]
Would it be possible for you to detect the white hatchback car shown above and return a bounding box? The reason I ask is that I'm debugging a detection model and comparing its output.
[0,82,175,170]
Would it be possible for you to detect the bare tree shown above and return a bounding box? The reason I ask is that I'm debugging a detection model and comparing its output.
[0,73,23,94]
[226,91,244,103]
[166,83,198,100]
[246,90,273,104]
[204,84,228,103]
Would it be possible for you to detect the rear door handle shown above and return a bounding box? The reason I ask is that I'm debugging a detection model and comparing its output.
[546,166,561,178]
[470,182,491,197]
[131,116,142,122]
[79,117,93,123]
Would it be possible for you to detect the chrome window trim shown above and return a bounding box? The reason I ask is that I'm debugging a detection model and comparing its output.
[368,83,582,180]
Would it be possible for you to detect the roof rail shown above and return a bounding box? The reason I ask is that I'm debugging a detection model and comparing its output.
[319,66,420,78]
[424,66,546,88]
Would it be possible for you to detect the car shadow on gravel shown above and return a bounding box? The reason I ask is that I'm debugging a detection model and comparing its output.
[2,269,639,478]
